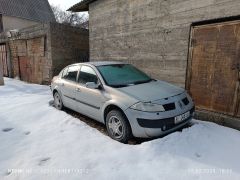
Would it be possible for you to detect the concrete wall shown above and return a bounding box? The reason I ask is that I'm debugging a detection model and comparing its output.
[89,0,240,87]
[50,23,89,76]
[2,16,40,31]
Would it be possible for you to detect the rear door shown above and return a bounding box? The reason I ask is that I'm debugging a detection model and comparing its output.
[75,65,106,122]
[60,65,80,111]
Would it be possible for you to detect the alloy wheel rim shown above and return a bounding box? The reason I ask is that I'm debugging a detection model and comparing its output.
[108,116,123,139]
[54,94,62,109]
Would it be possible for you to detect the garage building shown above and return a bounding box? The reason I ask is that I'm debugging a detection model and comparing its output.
[69,0,240,129]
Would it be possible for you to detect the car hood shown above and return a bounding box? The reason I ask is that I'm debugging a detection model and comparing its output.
[117,80,185,102]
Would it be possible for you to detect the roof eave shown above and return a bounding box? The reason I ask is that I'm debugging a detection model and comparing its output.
[68,5,89,12]
[68,0,97,12]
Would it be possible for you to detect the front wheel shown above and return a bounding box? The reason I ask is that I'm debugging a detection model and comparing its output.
[53,92,63,110]
[106,110,132,143]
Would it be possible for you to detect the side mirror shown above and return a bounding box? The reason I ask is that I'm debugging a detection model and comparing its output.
[86,82,99,89]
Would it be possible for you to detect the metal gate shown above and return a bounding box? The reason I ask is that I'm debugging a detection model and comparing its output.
[0,44,9,77]
[188,21,240,117]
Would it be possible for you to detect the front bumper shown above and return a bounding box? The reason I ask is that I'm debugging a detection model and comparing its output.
[124,106,195,138]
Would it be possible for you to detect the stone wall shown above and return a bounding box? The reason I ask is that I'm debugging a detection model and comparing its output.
[89,0,240,87]
[50,23,89,76]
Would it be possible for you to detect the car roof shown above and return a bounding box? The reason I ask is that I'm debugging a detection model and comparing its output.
[71,61,127,67]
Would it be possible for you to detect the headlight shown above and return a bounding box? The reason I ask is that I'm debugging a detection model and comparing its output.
[130,102,165,112]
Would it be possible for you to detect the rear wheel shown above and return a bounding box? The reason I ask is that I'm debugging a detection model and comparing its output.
[54,92,63,110]
[106,110,131,143]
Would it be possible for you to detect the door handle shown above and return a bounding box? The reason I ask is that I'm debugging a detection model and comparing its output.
[76,88,81,92]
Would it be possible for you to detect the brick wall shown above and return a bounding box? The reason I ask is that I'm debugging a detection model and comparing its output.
[5,23,89,84]
[7,24,52,84]
[89,0,240,87]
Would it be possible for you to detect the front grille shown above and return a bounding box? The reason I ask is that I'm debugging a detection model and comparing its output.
[137,115,190,130]
[163,103,175,111]
[182,97,189,105]
[137,107,195,129]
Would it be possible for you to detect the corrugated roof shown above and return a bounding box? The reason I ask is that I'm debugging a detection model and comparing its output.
[0,0,55,23]
[68,0,97,12]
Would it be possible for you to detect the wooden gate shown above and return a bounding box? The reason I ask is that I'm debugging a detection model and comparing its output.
[188,21,240,117]
[18,56,32,82]
[0,44,9,77]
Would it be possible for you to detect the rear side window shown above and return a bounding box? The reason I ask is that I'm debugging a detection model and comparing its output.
[62,66,79,82]
[78,66,98,84]
[62,68,68,79]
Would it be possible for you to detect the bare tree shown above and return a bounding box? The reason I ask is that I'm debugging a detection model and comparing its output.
[51,5,88,29]
[0,60,4,85]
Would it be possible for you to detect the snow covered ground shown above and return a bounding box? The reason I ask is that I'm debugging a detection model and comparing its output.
[0,78,240,180]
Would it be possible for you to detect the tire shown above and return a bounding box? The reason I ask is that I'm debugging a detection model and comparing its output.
[106,110,132,143]
[53,92,64,110]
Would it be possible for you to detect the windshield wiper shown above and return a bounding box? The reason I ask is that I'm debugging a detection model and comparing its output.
[110,79,156,88]
[111,84,129,88]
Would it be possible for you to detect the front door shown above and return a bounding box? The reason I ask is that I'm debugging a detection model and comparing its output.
[188,21,240,117]
[75,65,105,122]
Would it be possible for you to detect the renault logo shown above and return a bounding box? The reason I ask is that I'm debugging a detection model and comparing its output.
[178,101,184,109]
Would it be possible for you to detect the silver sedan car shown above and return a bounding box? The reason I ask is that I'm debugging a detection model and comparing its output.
[51,62,195,143]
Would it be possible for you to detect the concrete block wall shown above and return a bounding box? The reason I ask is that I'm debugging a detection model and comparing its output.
[50,23,89,76]
[89,0,240,87]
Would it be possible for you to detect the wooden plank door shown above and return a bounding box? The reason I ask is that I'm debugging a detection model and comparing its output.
[188,21,240,116]
[18,57,32,82]
[0,44,8,77]
[237,71,240,117]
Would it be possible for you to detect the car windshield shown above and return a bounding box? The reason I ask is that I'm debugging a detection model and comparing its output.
[97,64,152,87]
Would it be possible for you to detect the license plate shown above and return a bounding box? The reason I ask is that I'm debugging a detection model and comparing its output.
[175,111,190,124]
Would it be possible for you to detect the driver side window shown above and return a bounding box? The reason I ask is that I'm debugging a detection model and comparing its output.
[78,66,98,85]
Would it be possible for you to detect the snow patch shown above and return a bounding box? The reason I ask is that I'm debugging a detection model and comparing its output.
[0,78,240,180]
